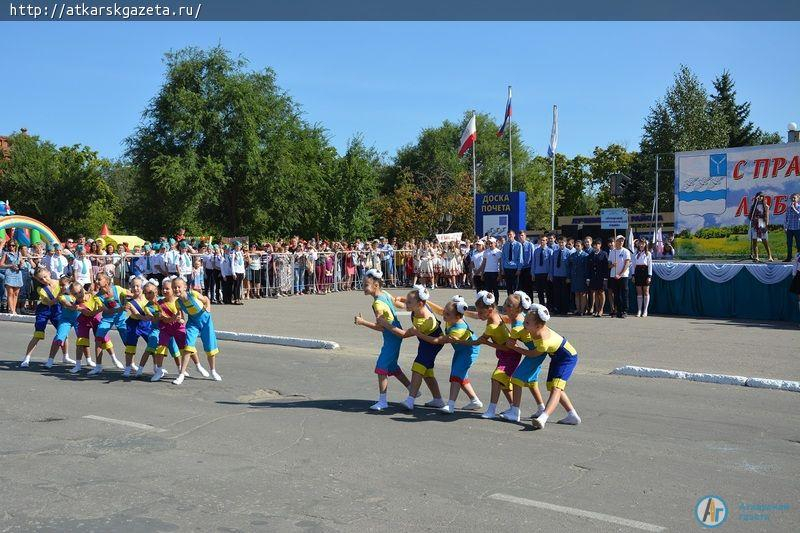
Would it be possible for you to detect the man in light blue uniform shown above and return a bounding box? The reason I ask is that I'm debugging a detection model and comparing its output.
[531,236,552,306]
[549,236,575,315]
[500,229,523,296]
[518,231,534,301]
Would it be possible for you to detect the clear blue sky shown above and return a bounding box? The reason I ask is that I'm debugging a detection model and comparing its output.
[2,22,798,161]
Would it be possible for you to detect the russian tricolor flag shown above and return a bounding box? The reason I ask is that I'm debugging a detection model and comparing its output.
[497,86,512,137]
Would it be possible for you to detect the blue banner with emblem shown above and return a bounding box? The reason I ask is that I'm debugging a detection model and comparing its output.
[475,192,526,237]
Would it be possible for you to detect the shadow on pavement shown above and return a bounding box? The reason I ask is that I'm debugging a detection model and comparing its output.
[0,359,177,385]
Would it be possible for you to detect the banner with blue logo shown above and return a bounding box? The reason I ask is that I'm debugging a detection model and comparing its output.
[475,192,526,237]
[675,143,800,232]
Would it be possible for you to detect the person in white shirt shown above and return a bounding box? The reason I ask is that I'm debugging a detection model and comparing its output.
[470,241,485,292]
[608,236,632,318]
[164,240,179,276]
[478,237,502,303]
[44,244,68,280]
[633,239,653,317]
[232,241,246,304]
[72,247,93,287]
[219,245,234,304]
[176,242,193,280]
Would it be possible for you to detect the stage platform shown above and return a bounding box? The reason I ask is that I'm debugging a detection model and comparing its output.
[647,261,798,323]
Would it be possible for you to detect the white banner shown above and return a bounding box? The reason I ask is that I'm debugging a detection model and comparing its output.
[675,143,800,232]
[436,232,463,243]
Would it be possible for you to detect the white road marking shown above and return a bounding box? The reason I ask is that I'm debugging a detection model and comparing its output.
[82,415,166,433]
[488,493,666,532]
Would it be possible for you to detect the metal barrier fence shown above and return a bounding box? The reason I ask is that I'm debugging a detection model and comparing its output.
[0,248,479,312]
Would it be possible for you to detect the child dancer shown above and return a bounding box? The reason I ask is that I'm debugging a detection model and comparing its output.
[412,295,483,414]
[149,277,185,382]
[354,269,412,411]
[454,291,520,419]
[377,285,445,411]
[513,304,582,429]
[46,276,78,369]
[171,277,217,385]
[130,279,180,377]
[20,266,64,368]
[494,291,546,422]
[90,273,127,375]
[69,283,104,374]
[120,276,153,378]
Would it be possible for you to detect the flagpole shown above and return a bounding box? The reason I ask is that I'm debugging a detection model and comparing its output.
[550,154,555,231]
[508,86,513,192]
[472,114,477,235]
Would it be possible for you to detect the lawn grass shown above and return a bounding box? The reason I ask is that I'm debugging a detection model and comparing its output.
[676,229,790,260]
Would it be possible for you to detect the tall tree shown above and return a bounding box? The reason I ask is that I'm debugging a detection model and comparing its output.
[125,46,336,239]
[0,133,119,238]
[711,70,780,147]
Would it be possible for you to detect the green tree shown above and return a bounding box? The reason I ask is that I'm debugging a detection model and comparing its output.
[125,46,337,239]
[0,133,119,238]
[711,70,781,147]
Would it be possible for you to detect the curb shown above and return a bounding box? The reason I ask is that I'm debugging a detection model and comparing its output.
[0,313,339,350]
[611,365,799,393]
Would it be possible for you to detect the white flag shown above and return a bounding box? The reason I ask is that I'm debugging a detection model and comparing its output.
[458,115,477,156]
[547,105,558,157]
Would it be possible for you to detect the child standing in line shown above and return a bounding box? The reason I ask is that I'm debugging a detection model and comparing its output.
[191,259,205,294]
[46,276,79,369]
[492,291,546,423]
[512,304,582,430]
[171,277,218,385]
[149,277,186,382]
[69,283,104,374]
[354,269,413,411]
[20,266,64,368]
[452,291,519,419]
[412,295,483,414]
[377,285,445,411]
[130,279,180,378]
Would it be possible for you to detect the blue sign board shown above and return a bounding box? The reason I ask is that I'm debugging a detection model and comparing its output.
[475,192,526,237]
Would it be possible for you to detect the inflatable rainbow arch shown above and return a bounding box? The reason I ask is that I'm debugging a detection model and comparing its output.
[0,215,60,245]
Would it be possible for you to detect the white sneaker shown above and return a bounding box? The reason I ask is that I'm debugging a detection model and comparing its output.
[110,356,124,370]
[196,365,210,378]
[19,358,30,368]
[439,404,454,414]
[150,368,165,382]
[500,408,521,422]
[369,401,389,412]
[210,370,222,381]
[61,355,76,365]
[44,358,54,369]
[461,398,484,410]
[86,359,97,368]
[481,409,497,419]
[402,397,415,411]
[636,311,642,317]
[557,412,582,425]
[69,365,82,374]
[122,367,131,378]
[87,365,103,376]
[531,406,546,419]
[135,366,144,378]
[424,398,445,408]
[172,372,187,385]
[642,311,648,317]
[498,407,514,418]
[531,415,548,430]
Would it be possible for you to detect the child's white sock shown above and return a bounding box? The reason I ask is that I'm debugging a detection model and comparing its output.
[533,403,546,417]
[637,295,643,312]
[379,393,387,403]
[643,295,650,314]
[481,402,497,419]
[447,399,456,410]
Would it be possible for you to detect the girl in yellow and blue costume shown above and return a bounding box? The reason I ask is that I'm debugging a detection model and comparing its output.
[172,277,218,385]
[92,272,127,374]
[511,303,582,430]
[354,269,412,412]
[378,285,445,412]
[413,295,483,414]
[20,266,68,368]
[489,291,547,423]
[127,278,181,379]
